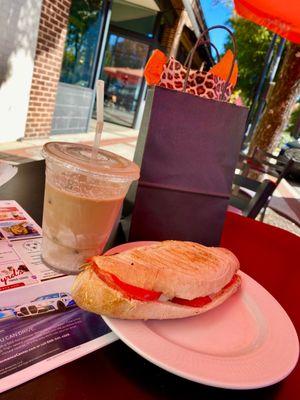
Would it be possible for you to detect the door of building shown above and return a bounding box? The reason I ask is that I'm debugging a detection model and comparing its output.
[98,32,149,127]
[53,0,160,134]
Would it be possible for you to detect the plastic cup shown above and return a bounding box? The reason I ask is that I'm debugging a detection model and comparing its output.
[41,142,140,274]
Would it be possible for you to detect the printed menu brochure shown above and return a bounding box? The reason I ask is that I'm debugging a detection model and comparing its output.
[0,200,117,393]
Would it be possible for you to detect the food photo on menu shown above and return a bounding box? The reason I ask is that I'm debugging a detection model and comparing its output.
[0,0,299,398]
[0,207,26,222]
[0,222,40,241]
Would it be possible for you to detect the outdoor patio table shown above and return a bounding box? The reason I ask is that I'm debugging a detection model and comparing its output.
[0,160,298,400]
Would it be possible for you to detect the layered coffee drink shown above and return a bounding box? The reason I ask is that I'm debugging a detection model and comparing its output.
[42,142,139,273]
[43,183,124,271]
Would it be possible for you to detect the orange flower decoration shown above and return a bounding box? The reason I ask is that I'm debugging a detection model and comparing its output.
[209,50,238,87]
[144,49,168,86]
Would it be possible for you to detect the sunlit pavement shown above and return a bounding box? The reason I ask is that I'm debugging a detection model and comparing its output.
[0,121,138,164]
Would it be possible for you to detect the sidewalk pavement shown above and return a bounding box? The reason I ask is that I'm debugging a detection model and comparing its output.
[0,121,138,164]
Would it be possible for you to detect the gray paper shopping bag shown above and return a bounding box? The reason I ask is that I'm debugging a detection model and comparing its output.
[127,26,249,246]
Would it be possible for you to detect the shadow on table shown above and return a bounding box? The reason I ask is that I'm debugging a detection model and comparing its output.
[1,340,282,400]
[105,342,281,399]
[269,196,300,226]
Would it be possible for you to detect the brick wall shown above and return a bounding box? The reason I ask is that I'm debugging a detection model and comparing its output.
[24,0,71,138]
[160,24,178,55]
[160,0,183,56]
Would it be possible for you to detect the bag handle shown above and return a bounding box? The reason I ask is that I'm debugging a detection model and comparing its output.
[184,40,220,67]
[183,25,237,101]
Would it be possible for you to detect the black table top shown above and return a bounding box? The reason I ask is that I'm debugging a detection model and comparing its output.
[0,161,45,226]
[0,161,297,400]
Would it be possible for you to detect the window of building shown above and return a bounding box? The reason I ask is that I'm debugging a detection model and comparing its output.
[110,0,158,38]
[60,0,105,87]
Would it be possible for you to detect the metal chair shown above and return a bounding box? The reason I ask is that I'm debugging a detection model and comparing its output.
[229,174,276,219]
[238,146,294,183]
[234,147,295,220]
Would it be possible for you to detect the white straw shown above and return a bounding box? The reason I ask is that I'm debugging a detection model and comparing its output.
[91,80,105,160]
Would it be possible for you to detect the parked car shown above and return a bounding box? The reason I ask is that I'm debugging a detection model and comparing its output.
[0,307,16,321]
[279,139,300,178]
[280,138,300,152]
[14,293,75,318]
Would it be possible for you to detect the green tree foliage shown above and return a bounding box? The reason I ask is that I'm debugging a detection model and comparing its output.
[225,16,273,104]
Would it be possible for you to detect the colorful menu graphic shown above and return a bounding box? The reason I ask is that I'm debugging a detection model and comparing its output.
[0,206,26,222]
[0,201,41,291]
[1,221,40,241]
[0,201,59,283]
[0,201,116,393]
[0,261,39,291]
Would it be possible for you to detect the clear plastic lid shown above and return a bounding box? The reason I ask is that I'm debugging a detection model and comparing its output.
[43,142,140,181]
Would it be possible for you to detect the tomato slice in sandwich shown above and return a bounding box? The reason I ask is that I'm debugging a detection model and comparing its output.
[171,275,239,307]
[171,295,212,307]
[90,261,239,306]
[222,274,239,290]
[91,262,161,301]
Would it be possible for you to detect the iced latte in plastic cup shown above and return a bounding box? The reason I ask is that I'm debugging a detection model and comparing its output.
[42,142,139,274]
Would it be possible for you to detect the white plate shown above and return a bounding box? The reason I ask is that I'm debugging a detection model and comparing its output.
[103,242,299,390]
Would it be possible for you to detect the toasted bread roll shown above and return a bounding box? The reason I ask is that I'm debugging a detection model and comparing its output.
[72,266,241,320]
[91,241,239,299]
